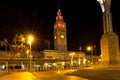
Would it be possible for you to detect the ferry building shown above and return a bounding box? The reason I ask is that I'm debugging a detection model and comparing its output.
[0,8,101,70]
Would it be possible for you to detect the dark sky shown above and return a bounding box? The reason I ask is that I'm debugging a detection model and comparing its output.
[0,0,120,54]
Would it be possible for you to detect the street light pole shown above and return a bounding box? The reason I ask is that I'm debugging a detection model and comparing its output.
[87,46,94,66]
[91,47,93,66]
[69,52,75,67]
[70,55,73,66]
[29,42,32,71]
[28,35,33,71]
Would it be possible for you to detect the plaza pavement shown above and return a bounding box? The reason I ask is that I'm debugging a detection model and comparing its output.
[66,68,120,80]
[1,68,120,80]
[0,70,88,80]
[0,70,8,76]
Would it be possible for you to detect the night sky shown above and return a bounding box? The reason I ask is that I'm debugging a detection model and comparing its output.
[0,0,120,55]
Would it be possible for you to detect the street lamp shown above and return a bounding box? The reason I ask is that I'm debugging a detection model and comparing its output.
[69,52,75,67]
[87,46,93,66]
[28,35,34,71]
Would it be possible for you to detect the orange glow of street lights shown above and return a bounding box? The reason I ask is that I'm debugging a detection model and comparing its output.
[87,46,93,66]
[69,52,75,56]
[69,52,75,66]
[21,37,25,42]
[28,35,34,45]
[87,46,92,51]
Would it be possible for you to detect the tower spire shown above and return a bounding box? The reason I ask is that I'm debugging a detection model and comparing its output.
[56,3,63,21]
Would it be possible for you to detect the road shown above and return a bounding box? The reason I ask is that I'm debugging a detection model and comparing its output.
[0,70,88,80]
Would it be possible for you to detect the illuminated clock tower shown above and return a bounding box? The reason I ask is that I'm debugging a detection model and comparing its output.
[54,8,67,52]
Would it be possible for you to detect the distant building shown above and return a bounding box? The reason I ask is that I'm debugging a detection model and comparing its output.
[0,51,10,58]
[85,55,102,65]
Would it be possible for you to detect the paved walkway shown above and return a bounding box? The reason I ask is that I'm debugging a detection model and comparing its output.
[0,70,9,76]
[1,68,120,80]
[0,71,88,80]
[66,68,120,80]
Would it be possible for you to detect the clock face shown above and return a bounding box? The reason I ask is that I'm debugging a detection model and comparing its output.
[60,34,65,39]
[54,36,57,39]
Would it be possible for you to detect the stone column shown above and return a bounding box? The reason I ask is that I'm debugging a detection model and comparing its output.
[21,61,23,70]
[102,12,113,34]
[6,61,8,72]
[97,0,120,67]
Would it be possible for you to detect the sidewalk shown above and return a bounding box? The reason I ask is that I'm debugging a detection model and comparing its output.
[0,70,8,76]
[66,69,120,80]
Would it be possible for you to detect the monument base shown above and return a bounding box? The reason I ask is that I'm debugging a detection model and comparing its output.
[98,32,120,69]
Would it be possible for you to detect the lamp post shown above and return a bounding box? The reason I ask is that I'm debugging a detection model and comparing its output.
[28,35,33,71]
[69,52,75,67]
[87,46,93,66]
[26,50,29,58]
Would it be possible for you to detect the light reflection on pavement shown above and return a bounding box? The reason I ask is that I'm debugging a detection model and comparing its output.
[0,70,88,80]
[0,72,38,80]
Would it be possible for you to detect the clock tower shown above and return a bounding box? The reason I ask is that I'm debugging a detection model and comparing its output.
[54,8,67,52]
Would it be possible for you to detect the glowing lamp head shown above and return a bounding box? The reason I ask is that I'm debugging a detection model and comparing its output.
[87,46,92,51]
[28,35,34,44]
[60,35,64,39]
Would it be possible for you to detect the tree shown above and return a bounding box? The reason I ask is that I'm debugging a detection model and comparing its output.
[0,34,29,58]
